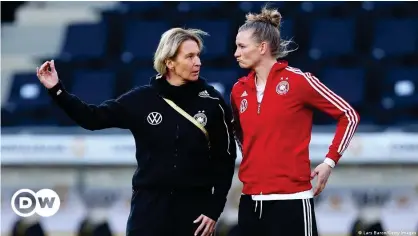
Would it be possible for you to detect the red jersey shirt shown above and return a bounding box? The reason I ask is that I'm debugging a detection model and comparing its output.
[230,61,360,195]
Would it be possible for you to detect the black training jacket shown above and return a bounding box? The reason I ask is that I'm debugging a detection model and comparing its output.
[48,75,237,221]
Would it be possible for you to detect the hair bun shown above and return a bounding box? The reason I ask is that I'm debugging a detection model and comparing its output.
[246,7,282,28]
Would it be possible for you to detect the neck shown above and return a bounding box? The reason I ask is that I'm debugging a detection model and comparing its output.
[166,73,186,86]
[254,59,277,86]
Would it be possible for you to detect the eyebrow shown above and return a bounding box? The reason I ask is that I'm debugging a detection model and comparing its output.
[186,52,200,56]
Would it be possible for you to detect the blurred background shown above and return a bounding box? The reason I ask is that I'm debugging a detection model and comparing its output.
[1,1,418,236]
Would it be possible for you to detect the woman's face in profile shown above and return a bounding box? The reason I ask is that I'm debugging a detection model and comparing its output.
[170,39,202,82]
[234,29,261,69]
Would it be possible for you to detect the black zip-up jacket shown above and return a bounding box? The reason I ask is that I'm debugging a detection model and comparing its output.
[48,75,237,221]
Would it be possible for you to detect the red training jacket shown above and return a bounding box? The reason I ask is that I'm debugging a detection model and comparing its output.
[230,61,360,195]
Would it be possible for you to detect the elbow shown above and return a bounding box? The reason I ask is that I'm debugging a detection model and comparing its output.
[340,107,360,126]
[353,108,360,126]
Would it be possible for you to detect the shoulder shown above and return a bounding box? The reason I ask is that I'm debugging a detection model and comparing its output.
[117,85,154,102]
[203,84,228,105]
[230,76,248,101]
[282,66,319,83]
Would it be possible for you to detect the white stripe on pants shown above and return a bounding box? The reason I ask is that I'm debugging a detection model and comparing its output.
[303,199,313,236]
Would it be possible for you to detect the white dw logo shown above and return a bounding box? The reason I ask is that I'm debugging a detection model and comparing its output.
[147,112,163,125]
[11,189,61,218]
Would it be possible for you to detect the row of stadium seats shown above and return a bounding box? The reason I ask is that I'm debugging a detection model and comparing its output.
[60,18,418,63]
[2,1,417,127]
[111,1,416,16]
[2,66,417,126]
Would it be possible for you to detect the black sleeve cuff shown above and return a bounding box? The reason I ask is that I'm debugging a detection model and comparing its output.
[47,81,67,98]
[203,196,223,221]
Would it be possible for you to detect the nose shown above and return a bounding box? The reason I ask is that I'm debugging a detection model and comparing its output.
[234,48,240,58]
[194,56,201,67]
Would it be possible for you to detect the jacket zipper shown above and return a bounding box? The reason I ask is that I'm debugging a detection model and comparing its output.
[257,102,261,115]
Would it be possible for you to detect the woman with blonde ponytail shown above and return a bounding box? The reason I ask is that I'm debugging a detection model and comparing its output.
[231,6,359,236]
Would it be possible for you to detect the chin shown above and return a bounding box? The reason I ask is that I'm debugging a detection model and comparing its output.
[187,75,199,81]
[238,61,251,69]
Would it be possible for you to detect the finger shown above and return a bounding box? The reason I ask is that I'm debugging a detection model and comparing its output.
[201,222,212,236]
[194,221,206,236]
[50,59,56,72]
[314,178,323,196]
[310,170,317,179]
[193,214,203,223]
[315,181,326,196]
[36,67,40,77]
[315,184,325,196]
[39,61,50,73]
[209,223,216,235]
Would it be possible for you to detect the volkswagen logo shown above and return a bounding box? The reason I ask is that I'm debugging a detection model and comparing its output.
[147,112,162,125]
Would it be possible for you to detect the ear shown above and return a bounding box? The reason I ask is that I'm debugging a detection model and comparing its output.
[259,42,268,55]
[166,59,175,70]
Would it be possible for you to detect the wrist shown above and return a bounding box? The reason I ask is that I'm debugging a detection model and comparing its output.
[323,158,335,168]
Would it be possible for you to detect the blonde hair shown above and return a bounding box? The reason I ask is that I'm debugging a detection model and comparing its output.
[239,5,297,59]
[153,28,208,75]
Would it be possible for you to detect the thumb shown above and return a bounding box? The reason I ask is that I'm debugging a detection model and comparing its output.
[310,170,317,179]
[50,60,56,71]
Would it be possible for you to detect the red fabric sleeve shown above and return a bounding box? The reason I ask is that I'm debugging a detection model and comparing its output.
[301,72,360,164]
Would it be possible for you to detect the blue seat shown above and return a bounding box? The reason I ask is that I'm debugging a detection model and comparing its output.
[239,2,286,12]
[119,1,163,12]
[176,2,221,12]
[133,68,158,87]
[7,73,51,110]
[372,19,418,57]
[319,68,366,106]
[200,69,239,98]
[71,70,116,105]
[362,1,406,11]
[122,21,169,61]
[183,21,230,60]
[3,73,56,126]
[309,19,355,59]
[61,23,108,59]
[300,1,344,13]
[280,19,294,40]
[384,68,418,109]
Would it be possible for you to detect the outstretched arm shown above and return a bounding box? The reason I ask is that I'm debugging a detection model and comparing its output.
[37,60,138,130]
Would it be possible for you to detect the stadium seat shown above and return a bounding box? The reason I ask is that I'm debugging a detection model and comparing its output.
[372,19,418,58]
[61,22,108,60]
[7,73,50,110]
[133,68,158,87]
[362,1,406,11]
[319,68,366,106]
[200,68,239,99]
[175,2,221,13]
[309,19,355,59]
[182,21,231,60]
[122,21,169,61]
[119,1,164,12]
[238,2,286,13]
[383,68,418,109]
[300,1,344,13]
[280,19,294,40]
[4,73,57,126]
[71,70,116,105]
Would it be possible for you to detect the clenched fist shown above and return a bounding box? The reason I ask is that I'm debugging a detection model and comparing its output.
[36,60,59,89]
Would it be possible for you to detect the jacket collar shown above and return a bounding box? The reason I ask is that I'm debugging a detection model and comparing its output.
[239,60,288,90]
[150,74,207,101]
